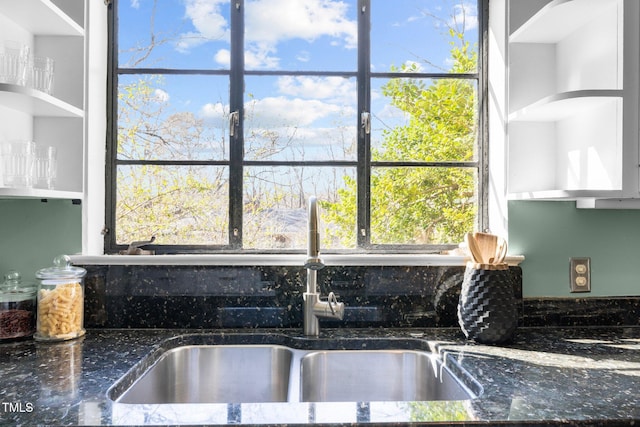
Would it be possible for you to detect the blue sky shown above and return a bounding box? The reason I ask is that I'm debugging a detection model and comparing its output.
[118,0,479,162]
[120,0,477,70]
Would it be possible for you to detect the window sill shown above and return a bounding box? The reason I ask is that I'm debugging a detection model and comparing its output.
[70,253,524,267]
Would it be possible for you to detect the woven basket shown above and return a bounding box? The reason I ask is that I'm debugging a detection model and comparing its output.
[457,263,517,344]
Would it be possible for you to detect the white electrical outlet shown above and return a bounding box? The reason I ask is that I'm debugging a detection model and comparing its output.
[570,257,591,293]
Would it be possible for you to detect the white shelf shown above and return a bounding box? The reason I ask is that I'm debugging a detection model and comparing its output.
[509,90,623,122]
[509,189,623,201]
[0,187,82,200]
[0,0,83,36]
[0,83,83,117]
[510,0,618,43]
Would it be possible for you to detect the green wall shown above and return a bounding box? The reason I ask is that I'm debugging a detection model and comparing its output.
[0,199,82,283]
[509,201,640,297]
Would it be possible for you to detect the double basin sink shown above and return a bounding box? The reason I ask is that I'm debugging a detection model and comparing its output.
[108,334,481,405]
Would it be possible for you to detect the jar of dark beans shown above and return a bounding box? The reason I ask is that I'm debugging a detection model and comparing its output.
[0,271,37,340]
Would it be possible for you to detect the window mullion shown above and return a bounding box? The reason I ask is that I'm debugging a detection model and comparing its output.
[357,0,371,248]
[229,0,244,249]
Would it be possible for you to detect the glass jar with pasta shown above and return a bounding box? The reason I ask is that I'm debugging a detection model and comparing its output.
[35,255,86,341]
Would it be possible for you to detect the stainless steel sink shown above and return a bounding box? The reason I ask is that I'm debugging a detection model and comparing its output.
[109,339,480,405]
[300,349,471,402]
[114,345,293,404]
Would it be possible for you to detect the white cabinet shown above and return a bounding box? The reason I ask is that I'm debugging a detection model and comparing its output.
[507,0,640,208]
[0,0,85,200]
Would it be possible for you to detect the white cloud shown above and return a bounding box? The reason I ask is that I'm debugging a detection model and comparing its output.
[214,49,231,67]
[245,0,356,47]
[177,0,230,53]
[197,78,356,129]
[130,0,140,9]
[175,32,206,54]
[199,102,228,127]
[276,76,355,104]
[179,0,357,69]
[153,89,170,103]
[214,44,281,69]
[247,96,345,126]
[200,102,226,116]
[244,0,358,69]
[245,44,280,69]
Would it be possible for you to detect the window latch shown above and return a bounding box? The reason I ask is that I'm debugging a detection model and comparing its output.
[229,111,239,137]
[119,236,156,255]
[361,112,371,135]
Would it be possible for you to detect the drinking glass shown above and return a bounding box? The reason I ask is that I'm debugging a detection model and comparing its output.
[0,41,30,86]
[1,141,35,188]
[30,56,55,94]
[33,145,57,190]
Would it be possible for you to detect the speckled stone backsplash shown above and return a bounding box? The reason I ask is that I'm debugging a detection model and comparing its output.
[80,264,523,329]
[523,297,640,327]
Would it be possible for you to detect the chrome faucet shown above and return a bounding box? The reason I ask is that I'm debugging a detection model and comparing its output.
[303,196,344,336]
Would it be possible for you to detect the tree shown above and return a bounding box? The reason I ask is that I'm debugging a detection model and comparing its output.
[116,77,229,245]
[323,30,478,246]
[116,76,351,249]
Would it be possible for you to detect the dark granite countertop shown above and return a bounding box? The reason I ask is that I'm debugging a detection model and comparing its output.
[1,326,639,426]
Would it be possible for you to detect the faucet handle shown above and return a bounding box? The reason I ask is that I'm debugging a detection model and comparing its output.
[316,292,344,320]
[326,292,342,316]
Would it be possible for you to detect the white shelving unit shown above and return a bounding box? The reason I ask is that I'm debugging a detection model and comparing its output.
[507,0,640,205]
[0,0,85,200]
[508,90,623,122]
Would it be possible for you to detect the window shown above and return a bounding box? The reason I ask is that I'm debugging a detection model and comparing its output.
[106,0,487,253]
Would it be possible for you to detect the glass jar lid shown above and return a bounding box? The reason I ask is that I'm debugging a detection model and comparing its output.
[36,255,86,280]
[0,270,37,302]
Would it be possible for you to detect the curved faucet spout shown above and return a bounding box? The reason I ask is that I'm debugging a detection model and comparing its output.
[303,196,344,336]
[304,196,324,270]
